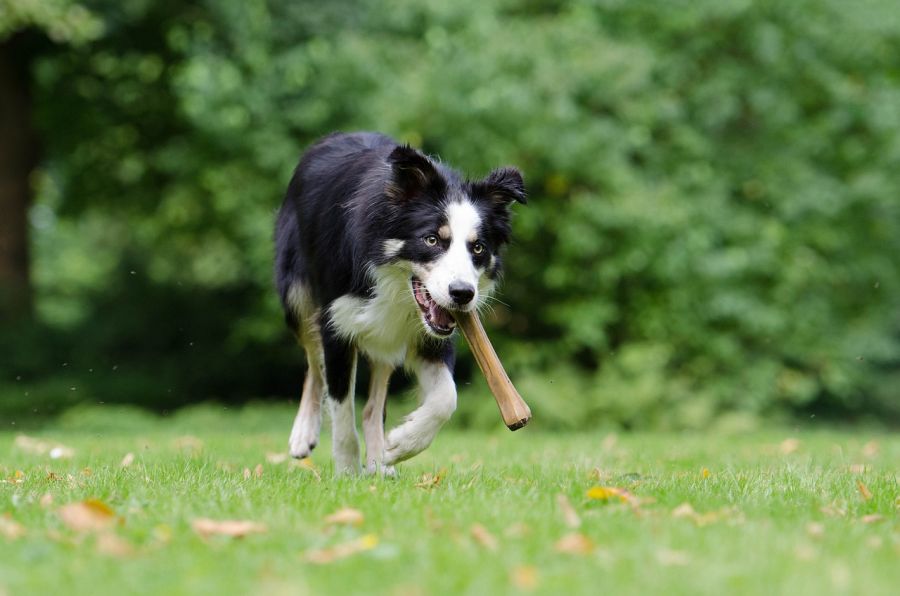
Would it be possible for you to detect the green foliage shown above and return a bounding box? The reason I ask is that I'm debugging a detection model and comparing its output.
[4,0,900,425]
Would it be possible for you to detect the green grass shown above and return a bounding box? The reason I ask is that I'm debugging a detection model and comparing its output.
[1,404,898,596]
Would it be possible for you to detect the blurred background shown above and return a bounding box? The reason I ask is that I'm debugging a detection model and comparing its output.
[1,0,899,430]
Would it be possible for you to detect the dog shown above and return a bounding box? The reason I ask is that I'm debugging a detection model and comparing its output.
[274,132,526,475]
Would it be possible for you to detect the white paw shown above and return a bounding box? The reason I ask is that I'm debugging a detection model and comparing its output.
[289,418,320,459]
[365,460,398,477]
[384,427,429,466]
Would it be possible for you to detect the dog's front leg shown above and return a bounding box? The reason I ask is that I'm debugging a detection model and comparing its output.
[384,360,456,465]
[363,361,394,476]
[321,320,361,475]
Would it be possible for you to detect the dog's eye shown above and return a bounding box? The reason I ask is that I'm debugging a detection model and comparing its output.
[472,242,485,255]
[424,234,439,247]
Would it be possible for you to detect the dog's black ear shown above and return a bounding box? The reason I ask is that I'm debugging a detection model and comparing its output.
[479,167,527,206]
[386,145,441,201]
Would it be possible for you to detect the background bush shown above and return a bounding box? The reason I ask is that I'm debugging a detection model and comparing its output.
[2,0,899,428]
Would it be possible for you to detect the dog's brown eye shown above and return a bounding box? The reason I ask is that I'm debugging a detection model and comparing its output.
[424,234,439,247]
[472,242,485,255]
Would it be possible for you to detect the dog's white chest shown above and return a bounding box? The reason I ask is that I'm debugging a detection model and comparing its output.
[328,266,422,365]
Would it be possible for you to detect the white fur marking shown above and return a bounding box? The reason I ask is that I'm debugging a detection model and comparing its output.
[421,200,482,310]
[384,361,456,464]
[328,265,421,365]
[382,239,405,259]
[329,352,361,475]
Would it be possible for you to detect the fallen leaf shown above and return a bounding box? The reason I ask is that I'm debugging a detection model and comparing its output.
[554,533,594,555]
[243,468,251,480]
[556,494,581,528]
[657,548,691,566]
[806,522,825,538]
[81,467,92,476]
[0,515,25,540]
[95,532,134,557]
[779,438,800,455]
[861,514,884,524]
[7,470,24,485]
[120,453,135,467]
[601,433,618,452]
[857,481,873,501]
[290,457,321,481]
[504,522,530,538]
[820,503,847,517]
[470,524,498,551]
[302,534,378,564]
[848,463,866,474]
[40,493,53,508]
[324,508,364,527]
[266,452,288,464]
[415,470,445,489]
[192,518,267,539]
[59,499,117,533]
[701,468,711,479]
[254,464,264,478]
[861,441,879,458]
[672,502,696,518]
[586,486,633,504]
[509,565,539,590]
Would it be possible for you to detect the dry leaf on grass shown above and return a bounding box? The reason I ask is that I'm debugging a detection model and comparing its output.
[192,518,267,539]
[290,457,321,481]
[0,515,25,540]
[861,514,884,524]
[861,440,879,458]
[671,502,741,526]
[14,435,74,459]
[701,468,711,479]
[556,494,581,529]
[324,508,364,527]
[779,438,800,455]
[59,499,118,533]
[95,532,134,557]
[586,486,634,504]
[672,502,697,519]
[40,493,53,508]
[820,501,847,517]
[266,452,288,464]
[470,524,498,551]
[6,470,24,485]
[857,481,873,501]
[554,533,594,555]
[120,453,135,467]
[509,565,539,590]
[301,534,378,564]
[504,522,531,538]
[415,470,445,489]
[806,522,825,538]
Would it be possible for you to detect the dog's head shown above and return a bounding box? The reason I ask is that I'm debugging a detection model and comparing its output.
[379,144,527,338]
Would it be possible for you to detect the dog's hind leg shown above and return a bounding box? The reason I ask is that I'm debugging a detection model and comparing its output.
[363,361,394,476]
[384,359,456,465]
[288,349,324,459]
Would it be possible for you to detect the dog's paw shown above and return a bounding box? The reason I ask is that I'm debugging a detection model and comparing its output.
[365,460,398,478]
[288,418,320,459]
[384,428,424,466]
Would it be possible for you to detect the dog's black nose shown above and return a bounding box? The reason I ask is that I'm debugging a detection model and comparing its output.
[449,282,475,306]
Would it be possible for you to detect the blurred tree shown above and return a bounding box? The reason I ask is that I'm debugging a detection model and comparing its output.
[2,0,899,426]
[0,0,101,318]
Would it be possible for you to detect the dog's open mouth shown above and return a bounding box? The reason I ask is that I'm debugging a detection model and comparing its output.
[411,277,456,336]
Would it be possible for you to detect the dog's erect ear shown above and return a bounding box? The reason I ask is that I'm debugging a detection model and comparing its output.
[478,167,527,206]
[386,145,441,201]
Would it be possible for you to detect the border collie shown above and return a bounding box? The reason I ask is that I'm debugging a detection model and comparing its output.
[274,132,526,475]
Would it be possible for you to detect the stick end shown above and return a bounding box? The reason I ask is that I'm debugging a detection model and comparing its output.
[505,416,531,431]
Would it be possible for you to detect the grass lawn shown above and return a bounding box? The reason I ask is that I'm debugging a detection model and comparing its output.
[1,404,897,595]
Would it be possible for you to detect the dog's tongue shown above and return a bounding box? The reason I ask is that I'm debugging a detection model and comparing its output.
[429,303,454,329]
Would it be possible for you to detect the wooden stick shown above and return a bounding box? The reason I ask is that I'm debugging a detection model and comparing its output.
[454,310,532,431]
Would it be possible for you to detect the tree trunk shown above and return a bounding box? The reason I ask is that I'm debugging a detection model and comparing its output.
[0,37,38,321]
